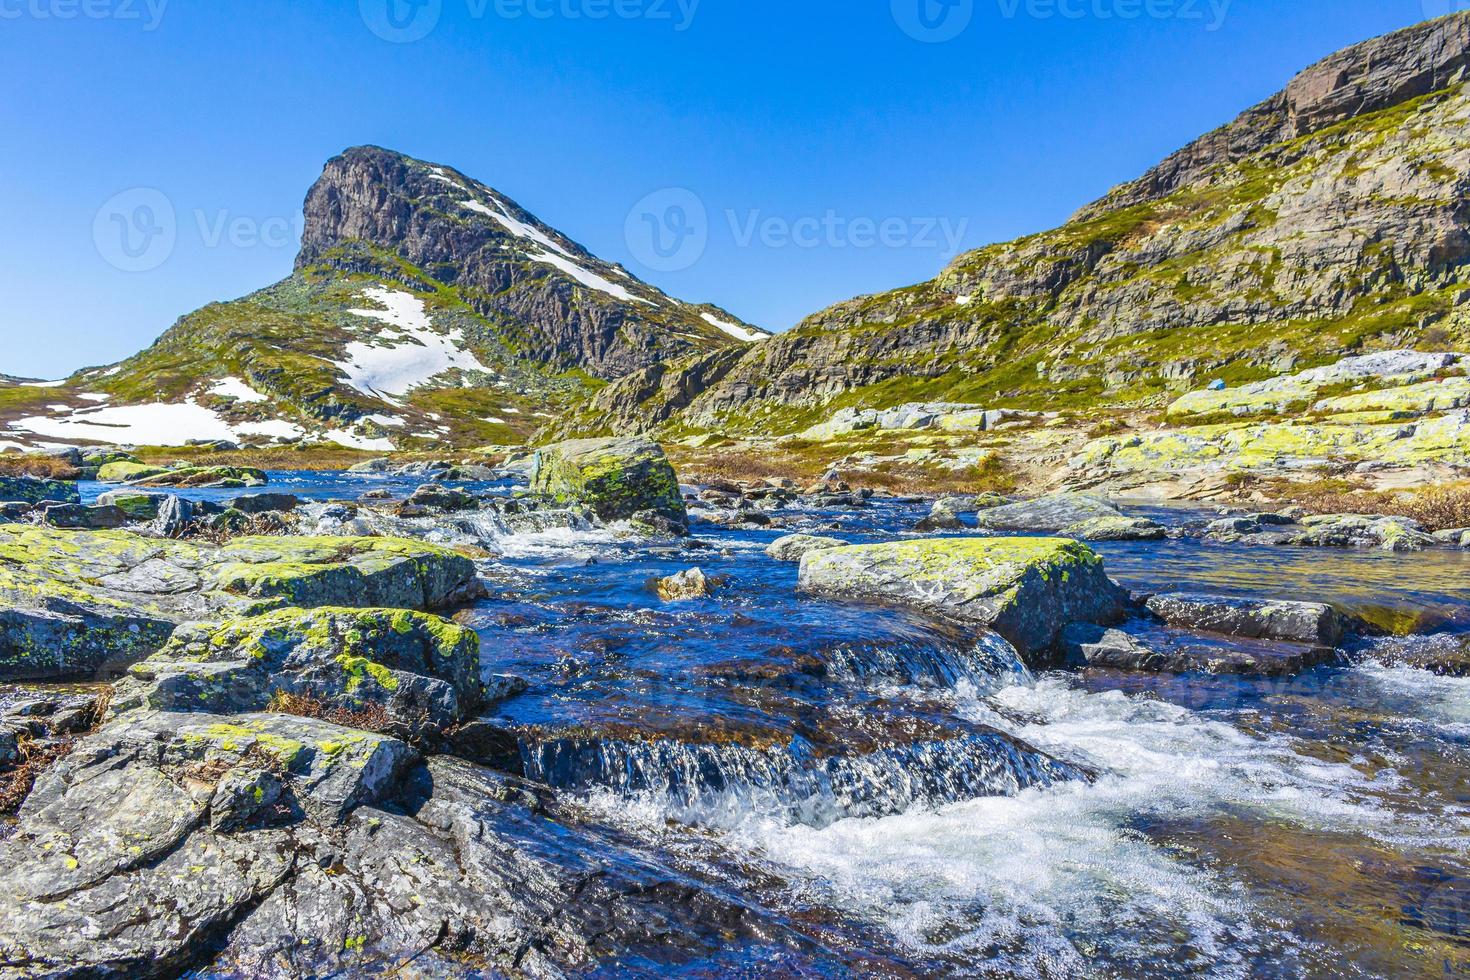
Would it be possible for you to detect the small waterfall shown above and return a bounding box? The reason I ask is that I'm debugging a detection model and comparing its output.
[520,730,1082,829]
[820,631,1031,692]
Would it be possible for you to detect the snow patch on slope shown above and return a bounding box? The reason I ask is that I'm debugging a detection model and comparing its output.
[323,428,397,452]
[458,198,650,305]
[207,377,267,403]
[700,312,768,343]
[11,402,304,446]
[334,287,489,402]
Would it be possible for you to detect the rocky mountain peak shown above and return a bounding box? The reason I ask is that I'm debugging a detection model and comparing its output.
[293,145,763,379]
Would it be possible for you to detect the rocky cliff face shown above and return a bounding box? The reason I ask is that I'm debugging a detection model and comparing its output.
[581,13,1470,437]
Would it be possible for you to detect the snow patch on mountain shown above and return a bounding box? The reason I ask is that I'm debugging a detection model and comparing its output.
[207,377,268,403]
[335,287,489,402]
[458,198,649,305]
[10,401,305,446]
[323,428,397,452]
[700,312,768,343]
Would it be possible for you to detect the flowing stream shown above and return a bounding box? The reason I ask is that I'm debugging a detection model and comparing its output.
[74,473,1470,976]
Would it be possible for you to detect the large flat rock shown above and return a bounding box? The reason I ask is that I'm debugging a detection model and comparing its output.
[1145,592,1348,646]
[0,527,481,682]
[974,493,1123,532]
[797,537,1127,662]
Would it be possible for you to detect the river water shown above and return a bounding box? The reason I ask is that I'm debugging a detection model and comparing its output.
[80,474,1470,976]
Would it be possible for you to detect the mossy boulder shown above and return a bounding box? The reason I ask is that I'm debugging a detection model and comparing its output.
[531,436,686,529]
[797,537,1128,663]
[0,477,79,505]
[96,461,173,484]
[0,527,482,682]
[135,466,268,488]
[111,607,484,738]
[96,489,170,520]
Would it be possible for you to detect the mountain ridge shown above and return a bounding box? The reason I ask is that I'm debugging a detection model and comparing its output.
[0,146,766,451]
[569,12,1470,439]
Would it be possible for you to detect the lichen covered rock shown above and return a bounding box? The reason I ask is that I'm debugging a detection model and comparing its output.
[531,436,686,528]
[0,476,79,505]
[0,527,482,682]
[1061,516,1168,541]
[976,493,1123,532]
[766,533,846,562]
[797,537,1127,662]
[111,607,485,738]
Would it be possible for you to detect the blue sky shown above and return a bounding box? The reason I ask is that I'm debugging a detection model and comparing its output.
[0,0,1450,378]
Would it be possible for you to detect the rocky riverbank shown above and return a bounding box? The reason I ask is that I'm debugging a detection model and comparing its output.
[0,437,1466,975]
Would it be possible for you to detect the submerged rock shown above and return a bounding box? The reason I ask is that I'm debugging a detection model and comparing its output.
[975,493,1123,532]
[532,436,687,529]
[766,533,846,562]
[797,537,1127,662]
[110,607,485,739]
[1145,593,1348,646]
[0,527,481,682]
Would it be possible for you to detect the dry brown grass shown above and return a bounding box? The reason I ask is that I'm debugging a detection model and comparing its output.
[842,453,1019,496]
[0,455,81,481]
[266,690,394,734]
[0,737,75,815]
[671,438,1020,496]
[1263,478,1470,533]
[189,511,294,544]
